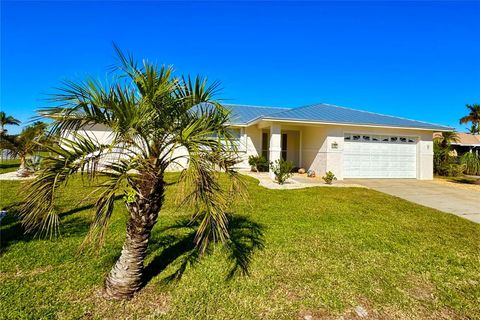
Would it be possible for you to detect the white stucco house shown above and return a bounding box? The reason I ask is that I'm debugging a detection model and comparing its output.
[83,103,452,180]
[215,103,452,180]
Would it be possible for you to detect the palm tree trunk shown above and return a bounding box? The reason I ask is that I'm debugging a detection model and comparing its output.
[103,178,165,300]
[19,156,26,170]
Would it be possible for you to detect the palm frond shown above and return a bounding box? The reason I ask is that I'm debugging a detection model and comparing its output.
[27,46,247,266]
[0,111,21,127]
[174,105,246,253]
[83,158,139,247]
[19,134,111,237]
[459,104,480,125]
[174,75,223,110]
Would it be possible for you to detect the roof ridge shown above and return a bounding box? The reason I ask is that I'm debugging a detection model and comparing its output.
[315,102,451,128]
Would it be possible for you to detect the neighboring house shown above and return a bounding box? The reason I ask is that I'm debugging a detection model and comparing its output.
[81,103,452,180]
[434,132,480,156]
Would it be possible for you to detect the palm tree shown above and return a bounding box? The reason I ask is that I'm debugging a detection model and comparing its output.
[459,104,480,135]
[19,47,245,300]
[434,131,459,150]
[0,111,21,135]
[0,121,47,169]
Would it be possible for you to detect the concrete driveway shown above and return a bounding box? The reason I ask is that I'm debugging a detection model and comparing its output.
[347,179,480,224]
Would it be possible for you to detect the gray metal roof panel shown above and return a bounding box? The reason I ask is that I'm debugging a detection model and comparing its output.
[262,103,453,131]
[199,102,452,131]
[223,104,292,125]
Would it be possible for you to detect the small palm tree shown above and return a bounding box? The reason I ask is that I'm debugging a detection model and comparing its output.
[0,111,21,135]
[0,121,47,169]
[459,104,480,135]
[19,47,245,300]
[434,131,459,150]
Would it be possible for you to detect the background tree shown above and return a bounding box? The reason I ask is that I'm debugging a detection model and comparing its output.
[434,131,459,150]
[0,111,21,135]
[433,131,464,176]
[0,121,47,169]
[459,103,480,135]
[0,111,21,162]
[19,48,246,300]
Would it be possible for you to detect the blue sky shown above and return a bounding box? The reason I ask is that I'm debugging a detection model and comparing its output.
[1,1,479,134]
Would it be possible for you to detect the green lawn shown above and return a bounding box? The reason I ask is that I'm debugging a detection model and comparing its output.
[0,152,52,174]
[437,175,480,185]
[0,175,479,319]
[0,159,20,174]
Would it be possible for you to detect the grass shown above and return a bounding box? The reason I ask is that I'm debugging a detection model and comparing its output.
[0,159,20,174]
[0,174,479,319]
[436,175,480,185]
[0,152,52,174]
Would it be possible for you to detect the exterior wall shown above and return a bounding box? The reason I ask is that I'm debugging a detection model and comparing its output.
[236,125,262,170]
[65,124,188,171]
[300,125,328,175]
[299,125,344,178]
[70,124,114,144]
[299,124,433,180]
[71,122,436,180]
[417,140,434,180]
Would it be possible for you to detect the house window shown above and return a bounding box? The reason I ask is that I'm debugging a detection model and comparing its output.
[281,134,288,160]
[210,128,245,151]
[262,132,269,160]
[362,135,371,141]
[229,128,246,150]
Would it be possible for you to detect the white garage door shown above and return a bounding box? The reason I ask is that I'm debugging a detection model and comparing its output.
[343,134,417,178]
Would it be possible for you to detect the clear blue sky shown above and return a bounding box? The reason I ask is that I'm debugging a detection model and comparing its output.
[1,1,479,134]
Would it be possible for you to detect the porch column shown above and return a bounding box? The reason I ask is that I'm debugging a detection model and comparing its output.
[269,124,281,179]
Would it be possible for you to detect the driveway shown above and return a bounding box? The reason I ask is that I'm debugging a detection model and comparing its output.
[347,179,480,224]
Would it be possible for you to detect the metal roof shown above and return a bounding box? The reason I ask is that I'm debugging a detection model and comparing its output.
[224,104,291,125]
[225,103,453,131]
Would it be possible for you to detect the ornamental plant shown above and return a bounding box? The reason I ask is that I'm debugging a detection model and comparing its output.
[248,155,269,172]
[322,171,337,184]
[270,159,294,184]
[18,47,247,300]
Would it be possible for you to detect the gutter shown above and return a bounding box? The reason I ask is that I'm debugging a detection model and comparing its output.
[243,117,454,132]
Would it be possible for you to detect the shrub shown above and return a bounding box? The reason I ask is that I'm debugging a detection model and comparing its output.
[247,155,257,172]
[26,155,43,172]
[433,142,465,177]
[322,171,337,184]
[248,155,269,172]
[460,152,480,175]
[270,159,294,184]
[436,162,465,177]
